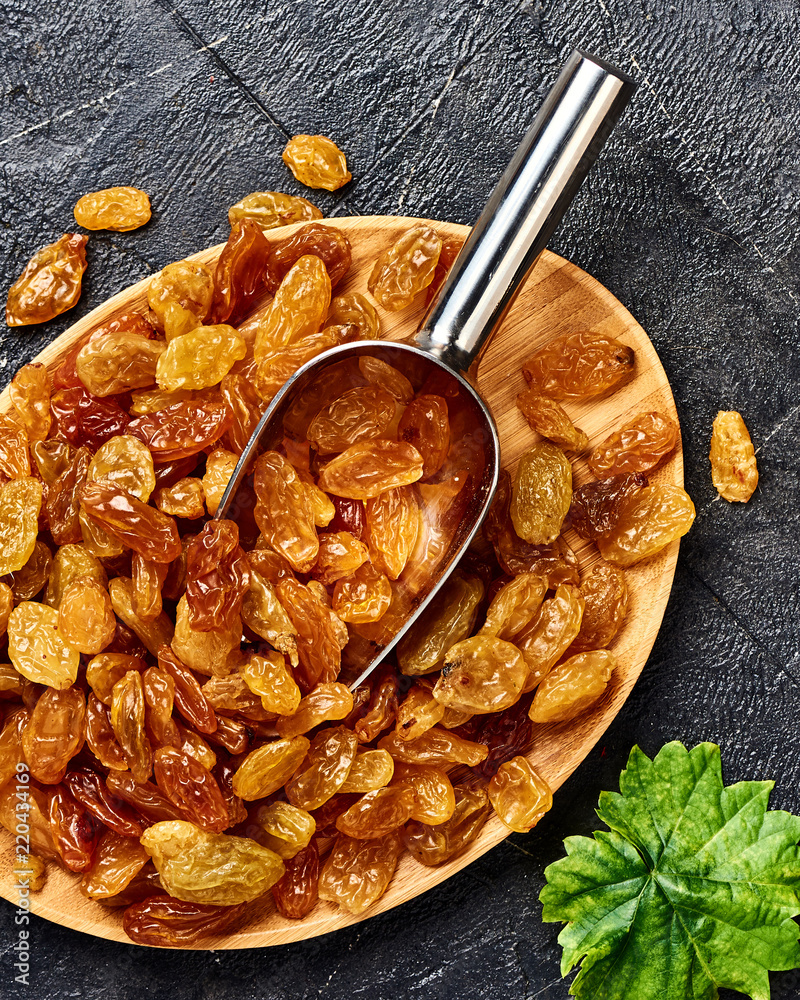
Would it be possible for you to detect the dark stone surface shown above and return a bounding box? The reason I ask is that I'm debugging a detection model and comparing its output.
[1,0,799,996]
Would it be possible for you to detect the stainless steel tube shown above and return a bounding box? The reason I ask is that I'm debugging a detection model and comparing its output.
[414,50,636,373]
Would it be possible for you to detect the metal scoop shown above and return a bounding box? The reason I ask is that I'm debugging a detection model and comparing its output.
[216,50,636,689]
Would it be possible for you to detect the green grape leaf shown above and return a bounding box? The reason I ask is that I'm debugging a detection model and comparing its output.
[540,742,800,1000]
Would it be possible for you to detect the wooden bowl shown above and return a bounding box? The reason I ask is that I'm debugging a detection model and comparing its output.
[0,215,682,947]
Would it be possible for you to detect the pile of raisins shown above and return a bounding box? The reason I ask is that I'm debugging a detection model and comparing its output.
[0,135,697,945]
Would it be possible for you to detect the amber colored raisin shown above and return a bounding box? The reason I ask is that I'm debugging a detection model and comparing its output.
[596,484,696,567]
[9,363,51,443]
[22,685,86,783]
[185,519,250,632]
[46,445,91,545]
[516,583,584,690]
[403,785,490,866]
[254,452,319,573]
[522,330,635,399]
[368,226,442,311]
[127,396,233,463]
[276,577,342,692]
[271,840,319,920]
[80,829,150,899]
[264,223,352,296]
[424,236,465,306]
[76,331,165,396]
[510,442,572,545]
[571,563,628,652]
[318,830,403,914]
[80,482,182,563]
[141,819,285,905]
[228,190,322,231]
[378,726,488,767]
[457,696,534,779]
[397,394,450,479]
[709,410,759,502]
[397,572,484,676]
[516,387,588,452]
[569,473,648,541]
[529,650,616,723]
[88,434,156,502]
[233,737,310,801]
[58,577,116,655]
[590,411,679,477]
[147,260,213,341]
[488,756,552,833]
[156,325,246,392]
[319,440,424,500]
[123,896,248,945]
[50,386,131,451]
[308,385,396,454]
[210,218,270,326]
[434,636,528,715]
[484,471,578,585]
[111,669,153,782]
[326,291,379,341]
[282,134,351,191]
[332,562,392,624]
[7,539,52,602]
[153,746,229,833]
[6,234,88,326]
[8,600,79,688]
[74,187,151,231]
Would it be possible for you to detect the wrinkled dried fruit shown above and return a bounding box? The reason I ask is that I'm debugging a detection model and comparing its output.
[332,562,392,624]
[529,650,616,724]
[569,473,648,541]
[276,683,353,739]
[336,785,415,839]
[253,801,316,859]
[516,584,585,689]
[77,332,165,397]
[312,532,369,585]
[318,830,403,914]
[8,601,79,688]
[143,666,180,749]
[308,386,396,454]
[9,364,51,443]
[6,234,88,326]
[254,254,332,362]
[378,726,488,767]
[22,685,86,783]
[326,291,379,340]
[0,478,43,575]
[147,260,214,341]
[397,395,450,478]
[156,324,246,392]
[590,411,679,477]
[364,485,419,580]
[596,484,696,567]
[170,594,241,678]
[510,442,572,545]
[254,452,319,572]
[74,187,151,231]
[397,572,484,676]
[359,356,414,402]
[86,653,146,705]
[285,726,358,811]
[232,737,310,801]
[271,841,319,920]
[434,636,528,715]
[709,410,759,502]
[516,387,588,452]
[185,519,250,632]
[368,226,442,311]
[480,572,546,640]
[319,439,424,499]
[122,896,247,945]
[275,577,341,691]
[488,756,552,832]
[282,134,351,191]
[155,477,205,519]
[264,223,352,296]
[455,696,533,778]
[111,669,153,782]
[154,746,229,833]
[8,539,52,601]
[228,190,322,231]
[50,386,131,451]
[201,449,238,516]
[241,573,299,667]
[58,577,116,655]
[341,749,395,793]
[109,578,175,657]
[80,482,181,563]
[522,330,635,399]
[88,434,156,502]
[571,563,628,652]
[404,785,490,866]
[81,830,150,899]
[141,819,285,905]
[210,218,270,326]
[395,683,445,741]
[127,396,233,462]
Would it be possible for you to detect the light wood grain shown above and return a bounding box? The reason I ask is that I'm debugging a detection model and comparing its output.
[0,215,682,948]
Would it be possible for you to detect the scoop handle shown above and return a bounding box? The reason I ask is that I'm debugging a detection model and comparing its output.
[414,50,636,373]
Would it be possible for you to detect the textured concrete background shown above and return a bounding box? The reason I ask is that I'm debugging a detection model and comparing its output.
[1,0,799,997]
